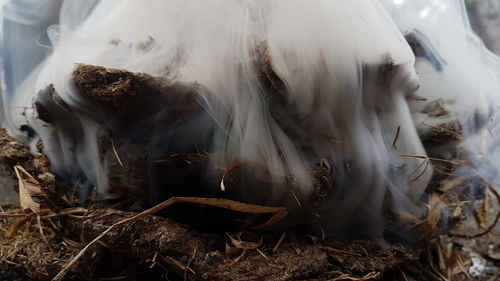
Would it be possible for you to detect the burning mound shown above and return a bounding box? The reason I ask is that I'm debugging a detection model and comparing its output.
[0,0,499,280]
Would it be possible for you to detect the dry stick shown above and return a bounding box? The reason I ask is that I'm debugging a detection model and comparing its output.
[290,191,301,207]
[184,248,197,281]
[272,233,287,252]
[110,138,124,167]
[36,215,49,246]
[256,248,268,260]
[399,154,460,165]
[52,197,288,281]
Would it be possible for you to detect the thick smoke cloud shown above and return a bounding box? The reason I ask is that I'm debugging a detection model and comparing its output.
[1,0,498,236]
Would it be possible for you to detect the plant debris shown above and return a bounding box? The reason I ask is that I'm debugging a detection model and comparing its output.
[1,66,499,280]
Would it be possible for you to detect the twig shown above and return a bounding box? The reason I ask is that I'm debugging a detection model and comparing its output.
[184,248,197,281]
[110,138,124,167]
[256,248,268,260]
[157,253,195,276]
[400,154,459,165]
[272,233,287,252]
[36,215,50,246]
[290,191,301,207]
[320,246,363,257]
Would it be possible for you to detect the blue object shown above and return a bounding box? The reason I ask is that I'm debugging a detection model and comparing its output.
[1,0,62,97]
[405,29,447,72]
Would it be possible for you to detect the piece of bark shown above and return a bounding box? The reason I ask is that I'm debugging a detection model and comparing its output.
[72,65,201,122]
[34,84,74,124]
[421,121,462,143]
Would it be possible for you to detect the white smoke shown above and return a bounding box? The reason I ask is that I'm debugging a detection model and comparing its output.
[383,0,500,190]
[1,0,498,236]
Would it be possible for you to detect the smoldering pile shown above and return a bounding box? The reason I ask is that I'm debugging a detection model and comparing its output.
[0,126,498,281]
[5,0,438,236]
[0,0,499,280]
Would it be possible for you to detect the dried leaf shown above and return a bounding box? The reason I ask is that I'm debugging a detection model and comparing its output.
[227,232,263,250]
[450,177,500,239]
[438,176,465,193]
[474,189,491,228]
[219,163,243,192]
[14,165,47,214]
[411,193,446,238]
[436,242,447,274]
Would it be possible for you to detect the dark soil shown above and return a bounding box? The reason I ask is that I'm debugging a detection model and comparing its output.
[0,265,33,281]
